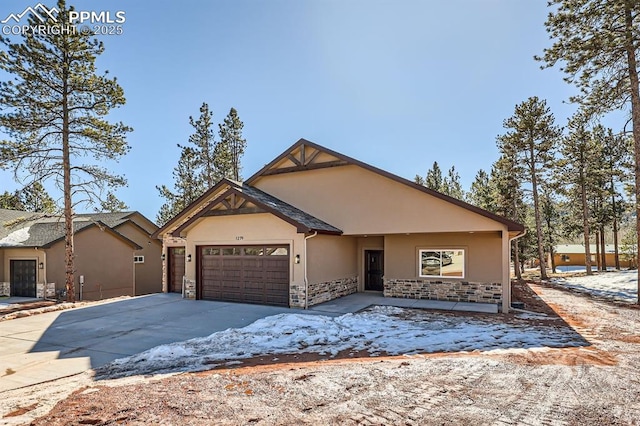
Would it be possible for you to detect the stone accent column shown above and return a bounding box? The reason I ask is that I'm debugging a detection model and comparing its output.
[0,283,10,297]
[183,279,196,300]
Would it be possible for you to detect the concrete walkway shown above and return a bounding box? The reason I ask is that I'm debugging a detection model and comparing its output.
[0,292,497,393]
[0,297,42,309]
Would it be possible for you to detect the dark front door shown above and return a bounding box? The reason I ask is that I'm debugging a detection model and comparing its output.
[168,247,185,293]
[365,250,384,291]
[10,260,37,297]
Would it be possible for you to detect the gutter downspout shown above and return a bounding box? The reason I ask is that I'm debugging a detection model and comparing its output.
[507,229,527,313]
[303,231,318,309]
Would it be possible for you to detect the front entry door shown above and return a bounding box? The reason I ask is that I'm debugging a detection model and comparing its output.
[10,260,37,297]
[365,250,384,291]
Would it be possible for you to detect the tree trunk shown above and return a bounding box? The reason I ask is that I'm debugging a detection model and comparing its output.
[581,168,593,275]
[595,231,601,271]
[600,226,607,271]
[611,178,621,270]
[624,0,640,303]
[549,245,556,273]
[529,144,547,280]
[513,239,521,280]
[62,50,75,303]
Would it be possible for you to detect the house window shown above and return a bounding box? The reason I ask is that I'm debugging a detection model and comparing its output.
[134,256,145,263]
[419,249,464,278]
[561,255,570,262]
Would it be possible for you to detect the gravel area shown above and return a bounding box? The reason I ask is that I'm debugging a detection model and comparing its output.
[3,282,640,425]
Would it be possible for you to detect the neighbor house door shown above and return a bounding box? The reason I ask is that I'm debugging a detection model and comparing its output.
[168,247,185,293]
[10,260,37,297]
[364,250,384,291]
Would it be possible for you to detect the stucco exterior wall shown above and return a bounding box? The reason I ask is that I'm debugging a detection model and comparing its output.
[1,248,46,284]
[306,235,357,284]
[184,213,305,301]
[116,222,162,295]
[384,232,503,283]
[254,165,503,235]
[47,226,135,300]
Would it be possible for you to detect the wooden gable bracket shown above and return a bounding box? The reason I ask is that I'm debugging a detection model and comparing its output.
[264,144,349,177]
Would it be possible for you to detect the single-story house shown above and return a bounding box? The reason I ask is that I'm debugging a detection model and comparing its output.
[554,244,632,269]
[0,210,162,300]
[153,139,525,312]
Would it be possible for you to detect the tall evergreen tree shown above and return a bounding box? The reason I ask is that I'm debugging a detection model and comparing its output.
[156,146,204,226]
[0,182,56,213]
[498,97,561,280]
[0,0,131,302]
[216,108,246,181]
[538,0,640,299]
[557,112,601,274]
[442,165,465,200]
[189,103,217,187]
[98,191,129,213]
[424,161,444,192]
[468,169,495,211]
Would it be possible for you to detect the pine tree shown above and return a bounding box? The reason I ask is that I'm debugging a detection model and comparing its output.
[189,103,217,187]
[0,182,56,213]
[538,0,640,299]
[0,1,131,302]
[156,146,204,226]
[468,169,495,211]
[425,161,444,192]
[498,97,561,280]
[557,112,600,274]
[442,166,465,200]
[217,108,246,181]
[98,191,129,213]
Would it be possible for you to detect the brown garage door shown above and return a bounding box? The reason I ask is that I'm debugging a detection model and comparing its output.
[169,247,185,293]
[198,245,290,306]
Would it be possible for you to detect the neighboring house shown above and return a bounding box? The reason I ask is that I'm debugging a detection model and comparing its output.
[153,139,525,312]
[554,244,631,269]
[0,210,162,300]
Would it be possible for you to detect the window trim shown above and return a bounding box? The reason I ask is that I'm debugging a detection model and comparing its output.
[418,248,465,279]
[133,255,145,264]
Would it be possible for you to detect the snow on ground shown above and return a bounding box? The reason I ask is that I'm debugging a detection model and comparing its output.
[0,227,30,246]
[552,269,638,303]
[96,305,587,379]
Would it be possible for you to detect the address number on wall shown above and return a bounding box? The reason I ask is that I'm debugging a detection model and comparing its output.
[236,236,244,241]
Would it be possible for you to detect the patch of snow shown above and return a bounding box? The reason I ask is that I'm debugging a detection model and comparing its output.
[552,270,638,303]
[0,227,30,246]
[98,305,588,378]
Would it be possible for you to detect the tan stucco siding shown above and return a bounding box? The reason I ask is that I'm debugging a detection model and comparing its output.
[47,227,135,300]
[384,232,503,283]
[116,222,162,295]
[306,235,357,284]
[254,165,503,235]
[1,248,46,284]
[185,213,305,286]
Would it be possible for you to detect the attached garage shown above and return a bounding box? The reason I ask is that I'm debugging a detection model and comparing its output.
[198,245,290,306]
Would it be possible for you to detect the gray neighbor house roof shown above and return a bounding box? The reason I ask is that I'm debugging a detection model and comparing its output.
[0,209,142,249]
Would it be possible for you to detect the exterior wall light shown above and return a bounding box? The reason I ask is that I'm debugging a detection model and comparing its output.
[161,253,166,261]
[294,254,300,264]
[187,254,192,262]
[39,262,44,269]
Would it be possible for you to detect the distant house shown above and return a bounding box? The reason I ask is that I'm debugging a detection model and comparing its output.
[0,210,161,300]
[153,139,524,313]
[554,244,631,269]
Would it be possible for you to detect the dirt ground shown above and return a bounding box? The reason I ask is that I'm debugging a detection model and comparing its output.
[3,282,640,425]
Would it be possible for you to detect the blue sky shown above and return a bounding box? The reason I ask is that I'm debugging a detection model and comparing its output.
[0,0,626,221]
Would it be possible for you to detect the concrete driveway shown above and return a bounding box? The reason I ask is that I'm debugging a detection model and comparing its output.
[0,293,323,392]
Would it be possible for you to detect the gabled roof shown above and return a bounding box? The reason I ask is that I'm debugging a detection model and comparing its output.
[246,138,525,232]
[159,179,342,238]
[0,209,143,249]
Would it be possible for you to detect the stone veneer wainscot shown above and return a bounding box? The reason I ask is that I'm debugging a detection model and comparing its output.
[290,277,358,308]
[384,279,502,304]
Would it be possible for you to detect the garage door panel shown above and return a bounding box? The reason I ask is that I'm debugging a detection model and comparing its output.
[199,245,290,306]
